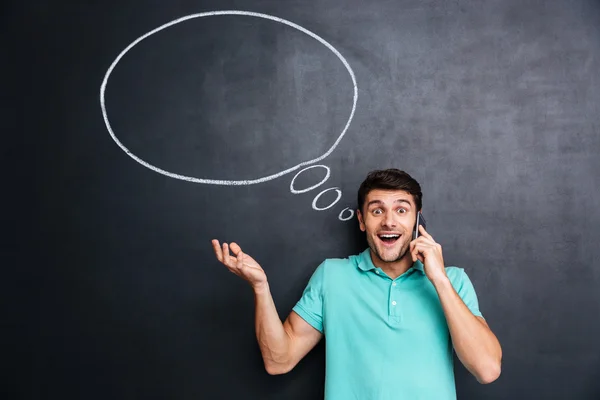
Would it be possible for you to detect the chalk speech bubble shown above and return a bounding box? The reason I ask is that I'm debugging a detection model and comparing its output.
[100,10,358,186]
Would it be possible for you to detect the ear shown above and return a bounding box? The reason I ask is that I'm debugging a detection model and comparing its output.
[357,209,366,232]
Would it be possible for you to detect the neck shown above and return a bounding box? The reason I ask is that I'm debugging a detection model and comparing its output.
[369,249,414,280]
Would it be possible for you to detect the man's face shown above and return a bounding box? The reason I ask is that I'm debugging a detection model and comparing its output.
[357,189,417,264]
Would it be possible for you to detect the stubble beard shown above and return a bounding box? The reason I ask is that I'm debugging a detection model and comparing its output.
[367,235,411,264]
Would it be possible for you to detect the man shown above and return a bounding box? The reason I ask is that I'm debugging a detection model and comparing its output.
[212,168,502,399]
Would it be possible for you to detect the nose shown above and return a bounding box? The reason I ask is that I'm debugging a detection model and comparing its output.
[382,211,397,228]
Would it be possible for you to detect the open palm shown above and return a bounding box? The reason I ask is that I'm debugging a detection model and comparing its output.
[212,240,267,288]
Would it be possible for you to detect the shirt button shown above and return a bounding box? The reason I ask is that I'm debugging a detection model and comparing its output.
[392,301,397,306]
[392,282,397,286]
[375,270,380,274]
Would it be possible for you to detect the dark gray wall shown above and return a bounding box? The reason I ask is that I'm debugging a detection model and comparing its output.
[4,0,600,399]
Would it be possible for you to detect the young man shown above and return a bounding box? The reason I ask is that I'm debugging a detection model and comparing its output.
[212,169,502,399]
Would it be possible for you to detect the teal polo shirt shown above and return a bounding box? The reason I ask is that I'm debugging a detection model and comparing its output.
[292,248,484,400]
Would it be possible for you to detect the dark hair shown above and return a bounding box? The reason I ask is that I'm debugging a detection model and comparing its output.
[357,169,423,212]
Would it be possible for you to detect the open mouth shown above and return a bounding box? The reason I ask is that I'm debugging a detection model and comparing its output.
[377,234,401,246]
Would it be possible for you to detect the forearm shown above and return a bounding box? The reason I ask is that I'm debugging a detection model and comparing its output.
[253,282,292,373]
[433,277,502,384]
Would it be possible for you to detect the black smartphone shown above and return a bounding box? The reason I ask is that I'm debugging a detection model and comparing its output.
[413,211,427,240]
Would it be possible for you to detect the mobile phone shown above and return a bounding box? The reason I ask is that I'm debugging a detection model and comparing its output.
[413,211,427,240]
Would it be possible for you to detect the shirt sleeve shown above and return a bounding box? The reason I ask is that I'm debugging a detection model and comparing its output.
[455,268,485,319]
[292,260,326,333]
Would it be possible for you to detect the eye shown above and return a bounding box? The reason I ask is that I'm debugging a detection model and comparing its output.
[397,208,407,214]
[372,208,382,215]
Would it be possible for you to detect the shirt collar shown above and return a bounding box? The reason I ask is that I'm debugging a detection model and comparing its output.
[357,248,425,274]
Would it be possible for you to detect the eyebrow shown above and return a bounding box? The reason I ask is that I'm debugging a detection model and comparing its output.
[367,199,412,208]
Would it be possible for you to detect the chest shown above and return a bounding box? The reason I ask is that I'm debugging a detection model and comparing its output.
[323,273,449,341]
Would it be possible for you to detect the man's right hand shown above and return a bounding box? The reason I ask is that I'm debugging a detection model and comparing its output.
[211,239,322,375]
[212,240,268,291]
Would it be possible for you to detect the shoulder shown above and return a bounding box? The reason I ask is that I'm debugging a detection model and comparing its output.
[444,266,471,288]
[311,254,359,279]
[443,266,484,317]
[444,266,480,295]
[316,255,355,270]
[444,266,466,281]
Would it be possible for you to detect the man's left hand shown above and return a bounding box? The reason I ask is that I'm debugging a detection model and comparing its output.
[410,225,448,284]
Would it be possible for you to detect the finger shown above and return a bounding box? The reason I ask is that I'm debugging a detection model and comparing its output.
[236,248,245,270]
[223,243,233,268]
[414,240,441,258]
[229,242,242,257]
[412,243,433,262]
[414,236,436,247]
[410,241,416,262]
[411,247,423,263]
[418,225,435,242]
[413,242,428,259]
[212,240,223,262]
[413,242,435,252]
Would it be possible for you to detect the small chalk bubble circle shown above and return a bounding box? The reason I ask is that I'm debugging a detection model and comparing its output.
[290,165,331,194]
[338,207,355,221]
[312,187,342,211]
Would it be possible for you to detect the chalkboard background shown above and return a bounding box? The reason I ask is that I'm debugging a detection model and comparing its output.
[4,0,600,399]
